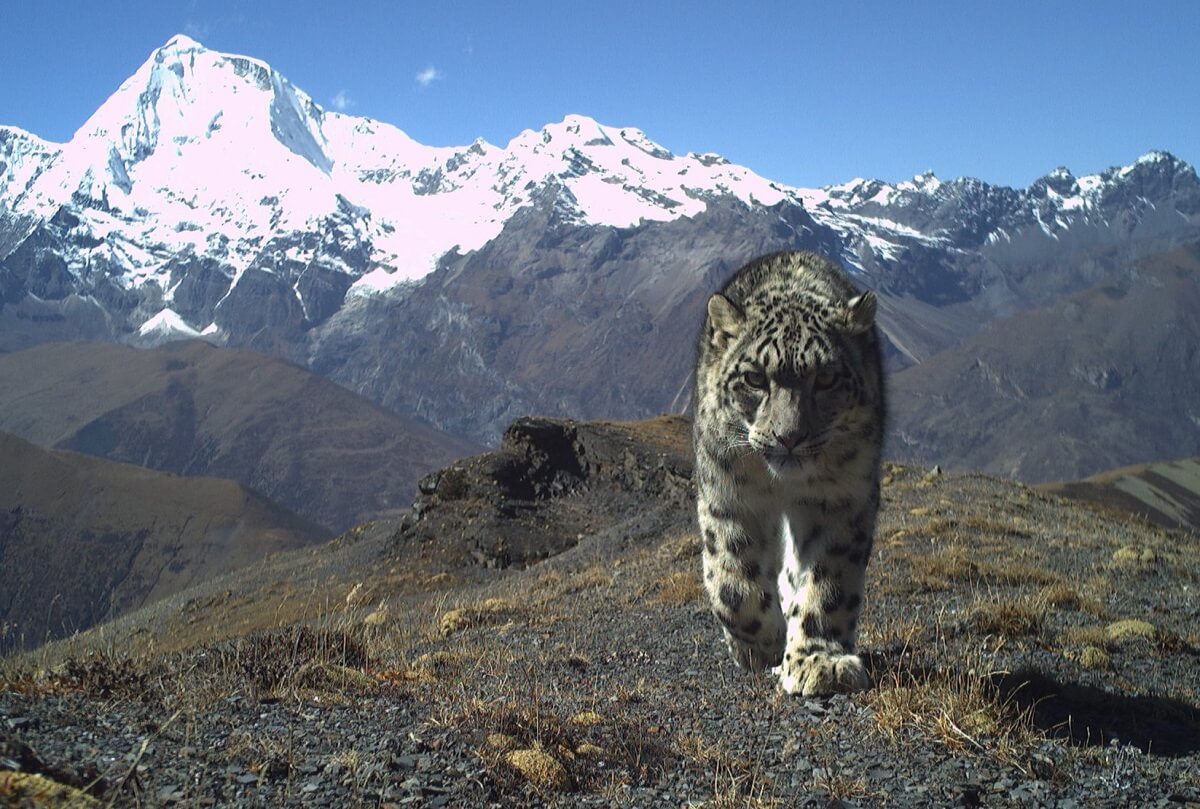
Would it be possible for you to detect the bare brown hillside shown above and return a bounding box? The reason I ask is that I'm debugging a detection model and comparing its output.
[0,431,328,652]
[1039,456,1200,534]
[0,340,480,532]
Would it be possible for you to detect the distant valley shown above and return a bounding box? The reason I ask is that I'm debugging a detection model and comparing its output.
[889,243,1200,481]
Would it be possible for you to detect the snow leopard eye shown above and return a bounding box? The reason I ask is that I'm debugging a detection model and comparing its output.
[742,370,768,390]
[813,369,838,390]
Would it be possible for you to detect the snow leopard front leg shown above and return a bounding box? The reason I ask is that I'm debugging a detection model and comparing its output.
[699,497,785,671]
[776,503,875,695]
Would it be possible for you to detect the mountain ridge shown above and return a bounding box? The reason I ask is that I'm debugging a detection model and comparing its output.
[2,35,1198,482]
[2,35,1195,342]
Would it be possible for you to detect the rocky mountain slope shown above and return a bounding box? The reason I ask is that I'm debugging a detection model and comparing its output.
[0,340,478,532]
[2,35,1199,479]
[888,242,1200,481]
[1,417,1197,806]
[0,430,328,652]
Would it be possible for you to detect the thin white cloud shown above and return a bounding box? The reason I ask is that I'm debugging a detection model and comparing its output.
[415,66,443,88]
[183,20,210,41]
[330,90,354,111]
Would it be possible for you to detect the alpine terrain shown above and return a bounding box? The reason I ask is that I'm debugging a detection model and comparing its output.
[2,31,1199,809]
[2,34,1198,480]
[1,417,1197,806]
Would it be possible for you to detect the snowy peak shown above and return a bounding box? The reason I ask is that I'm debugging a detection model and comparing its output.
[797,150,1199,258]
[0,34,800,296]
[136,307,204,345]
[0,126,61,203]
[1107,149,1196,196]
[161,33,204,53]
[1031,166,1079,197]
[494,113,790,227]
[1018,150,1199,223]
[508,114,675,161]
[73,35,331,174]
[805,150,1196,215]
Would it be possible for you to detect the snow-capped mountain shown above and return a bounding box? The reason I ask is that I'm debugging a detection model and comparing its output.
[6,35,1195,348]
[1,35,803,331]
[3,35,1200,480]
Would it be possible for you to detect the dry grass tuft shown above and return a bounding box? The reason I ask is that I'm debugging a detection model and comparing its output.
[656,531,703,562]
[486,732,518,753]
[1062,619,1191,656]
[529,566,614,604]
[504,747,572,791]
[916,549,980,588]
[870,662,1040,768]
[0,771,101,807]
[985,561,1063,587]
[220,627,371,696]
[224,726,295,780]
[293,661,378,694]
[456,689,674,798]
[701,793,781,808]
[1112,546,1158,566]
[575,742,605,758]
[897,545,1063,594]
[866,606,1048,775]
[410,650,468,680]
[1037,583,1105,615]
[1061,625,1111,649]
[9,652,159,699]
[676,733,774,808]
[970,597,1044,638]
[362,603,390,627]
[653,571,705,605]
[1105,619,1157,644]
[1072,645,1111,670]
[569,710,605,727]
[812,766,877,802]
[439,598,518,637]
[915,515,1030,542]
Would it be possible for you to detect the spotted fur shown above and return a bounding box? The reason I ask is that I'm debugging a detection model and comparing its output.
[692,251,885,696]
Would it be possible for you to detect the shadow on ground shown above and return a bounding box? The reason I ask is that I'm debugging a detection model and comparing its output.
[993,669,1200,757]
[862,649,1200,758]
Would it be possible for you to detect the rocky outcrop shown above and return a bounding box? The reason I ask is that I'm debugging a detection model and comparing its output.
[397,416,693,570]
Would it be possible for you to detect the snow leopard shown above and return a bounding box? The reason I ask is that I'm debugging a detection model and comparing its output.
[693,250,885,696]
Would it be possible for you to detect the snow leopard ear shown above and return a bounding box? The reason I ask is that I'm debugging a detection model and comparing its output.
[844,291,877,334]
[706,293,743,348]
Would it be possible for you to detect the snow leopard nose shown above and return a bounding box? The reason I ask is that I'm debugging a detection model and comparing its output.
[776,430,807,451]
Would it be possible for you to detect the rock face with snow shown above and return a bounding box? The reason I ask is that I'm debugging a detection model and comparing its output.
[0,36,807,351]
[2,35,1199,479]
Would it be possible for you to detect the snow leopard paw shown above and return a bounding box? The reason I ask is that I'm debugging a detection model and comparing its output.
[776,650,869,696]
[723,628,785,672]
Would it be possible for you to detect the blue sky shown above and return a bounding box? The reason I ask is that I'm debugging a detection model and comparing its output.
[2,1,1196,188]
